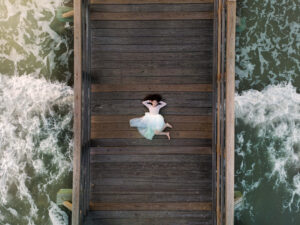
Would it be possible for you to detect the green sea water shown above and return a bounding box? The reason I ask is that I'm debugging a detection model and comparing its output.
[0,0,74,224]
[235,0,300,224]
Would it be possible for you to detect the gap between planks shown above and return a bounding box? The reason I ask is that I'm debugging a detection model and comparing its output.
[89,202,212,211]
[90,12,214,20]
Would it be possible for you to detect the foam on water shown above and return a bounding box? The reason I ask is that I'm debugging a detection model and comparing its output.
[0,0,73,82]
[235,82,300,222]
[0,74,73,224]
[236,0,300,92]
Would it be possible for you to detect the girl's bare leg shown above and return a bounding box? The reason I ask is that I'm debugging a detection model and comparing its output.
[161,122,173,131]
[154,130,170,140]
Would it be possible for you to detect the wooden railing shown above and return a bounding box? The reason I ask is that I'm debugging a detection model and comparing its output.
[214,0,236,225]
[72,0,91,225]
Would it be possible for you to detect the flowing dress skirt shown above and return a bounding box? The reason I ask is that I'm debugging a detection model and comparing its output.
[129,112,165,140]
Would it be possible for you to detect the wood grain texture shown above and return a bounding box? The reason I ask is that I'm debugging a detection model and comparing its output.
[90,0,214,4]
[91,28,213,37]
[90,11,214,20]
[89,202,212,211]
[90,19,213,29]
[90,4,214,13]
[91,84,212,92]
[90,146,212,155]
[225,1,236,225]
[72,0,82,224]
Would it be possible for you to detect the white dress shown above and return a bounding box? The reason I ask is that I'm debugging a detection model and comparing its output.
[129,100,167,140]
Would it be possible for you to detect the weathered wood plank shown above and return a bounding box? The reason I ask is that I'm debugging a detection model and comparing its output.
[91,60,212,69]
[91,84,212,92]
[92,122,212,131]
[90,11,214,20]
[92,36,212,46]
[90,154,211,163]
[72,0,82,224]
[90,193,212,203]
[92,52,212,63]
[90,146,212,155]
[92,44,212,52]
[91,115,211,123]
[91,75,212,84]
[91,130,212,139]
[89,202,212,211]
[91,28,213,37]
[90,19,213,29]
[90,4,214,13]
[90,138,212,147]
[226,1,236,225]
[91,91,212,100]
[90,0,214,4]
[91,68,212,77]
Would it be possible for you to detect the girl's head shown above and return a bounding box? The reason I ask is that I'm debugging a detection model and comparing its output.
[143,94,163,107]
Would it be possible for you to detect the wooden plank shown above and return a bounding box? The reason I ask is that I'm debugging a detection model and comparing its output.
[92,115,211,123]
[91,90,212,99]
[90,0,214,4]
[91,36,213,45]
[91,28,213,37]
[91,68,212,77]
[91,75,212,84]
[225,1,236,225]
[90,154,211,163]
[72,0,82,224]
[91,60,212,69]
[91,84,212,92]
[91,130,212,139]
[92,52,212,62]
[90,4,214,13]
[92,122,212,131]
[91,107,212,115]
[92,44,212,52]
[91,138,212,147]
[89,202,212,211]
[90,146,212,154]
[85,217,212,225]
[90,11,214,20]
[90,20,213,29]
[90,193,212,202]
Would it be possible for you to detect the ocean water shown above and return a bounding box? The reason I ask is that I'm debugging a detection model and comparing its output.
[0,0,73,224]
[235,0,300,224]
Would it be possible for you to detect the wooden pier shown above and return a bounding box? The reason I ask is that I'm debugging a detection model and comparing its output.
[72,0,236,224]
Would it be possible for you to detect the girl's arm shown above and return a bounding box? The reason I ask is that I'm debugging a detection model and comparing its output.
[158,100,167,108]
[142,100,151,109]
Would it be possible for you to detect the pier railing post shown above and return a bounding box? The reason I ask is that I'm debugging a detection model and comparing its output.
[225,0,236,225]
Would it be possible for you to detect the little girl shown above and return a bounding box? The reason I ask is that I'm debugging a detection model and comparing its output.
[129,94,173,140]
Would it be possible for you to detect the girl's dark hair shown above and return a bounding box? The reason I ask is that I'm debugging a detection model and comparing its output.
[143,94,163,102]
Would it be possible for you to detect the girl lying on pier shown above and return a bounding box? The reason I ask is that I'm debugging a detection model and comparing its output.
[129,94,173,140]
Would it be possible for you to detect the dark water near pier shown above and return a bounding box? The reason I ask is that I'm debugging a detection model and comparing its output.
[235,0,300,224]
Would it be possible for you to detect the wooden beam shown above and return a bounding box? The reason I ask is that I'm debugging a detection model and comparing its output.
[72,0,82,224]
[91,84,212,92]
[91,130,212,139]
[225,1,236,225]
[90,0,214,4]
[90,146,212,155]
[89,202,212,211]
[92,115,212,123]
[90,12,214,20]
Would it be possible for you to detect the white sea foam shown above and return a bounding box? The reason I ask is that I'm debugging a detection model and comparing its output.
[49,202,69,225]
[235,82,300,212]
[0,74,73,224]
